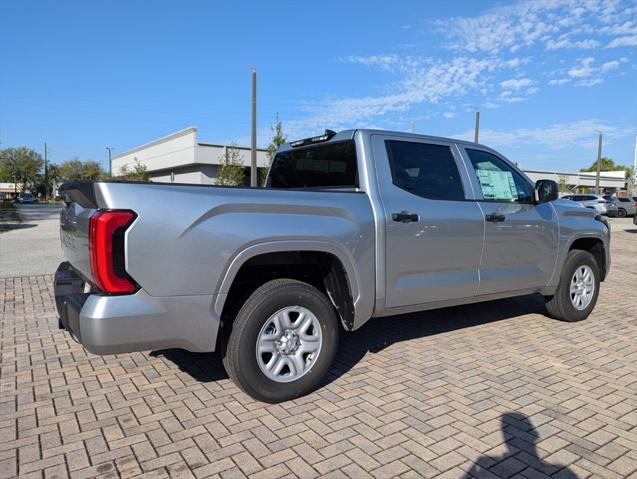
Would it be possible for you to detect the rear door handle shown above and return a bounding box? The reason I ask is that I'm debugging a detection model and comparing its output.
[485,213,506,223]
[392,211,419,223]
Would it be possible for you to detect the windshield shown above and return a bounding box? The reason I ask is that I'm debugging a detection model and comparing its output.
[268,140,358,189]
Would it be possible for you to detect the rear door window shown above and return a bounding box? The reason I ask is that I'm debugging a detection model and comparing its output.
[385,140,465,200]
[268,141,357,188]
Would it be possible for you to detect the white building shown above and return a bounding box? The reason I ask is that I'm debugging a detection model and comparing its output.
[111,127,269,185]
[0,183,22,199]
[524,169,627,192]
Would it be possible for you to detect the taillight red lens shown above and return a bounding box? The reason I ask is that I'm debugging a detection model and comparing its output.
[89,210,137,294]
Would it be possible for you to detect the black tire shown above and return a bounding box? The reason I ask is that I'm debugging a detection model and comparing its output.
[545,250,600,322]
[617,208,627,218]
[222,279,339,403]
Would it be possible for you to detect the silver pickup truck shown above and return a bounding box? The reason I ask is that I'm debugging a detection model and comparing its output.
[55,129,610,402]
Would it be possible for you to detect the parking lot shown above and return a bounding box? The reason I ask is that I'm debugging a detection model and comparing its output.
[0,204,64,278]
[0,217,636,478]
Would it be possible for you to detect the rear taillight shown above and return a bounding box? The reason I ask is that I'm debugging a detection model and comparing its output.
[633,202,637,208]
[89,210,138,294]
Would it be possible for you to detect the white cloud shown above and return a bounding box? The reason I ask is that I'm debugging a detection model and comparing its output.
[442,112,456,119]
[568,57,596,78]
[342,55,407,72]
[285,56,508,137]
[286,1,634,137]
[439,0,637,54]
[500,95,525,104]
[607,35,637,48]
[546,36,600,50]
[601,60,620,72]
[549,78,571,85]
[562,57,622,85]
[500,78,535,90]
[576,78,604,87]
[453,120,636,149]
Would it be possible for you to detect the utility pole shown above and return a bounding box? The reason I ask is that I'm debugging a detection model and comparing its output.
[44,142,48,203]
[106,147,114,176]
[632,135,637,196]
[411,121,416,134]
[471,106,480,143]
[594,130,603,194]
[250,67,257,187]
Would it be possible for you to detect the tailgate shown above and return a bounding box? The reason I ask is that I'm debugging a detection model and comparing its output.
[59,182,99,282]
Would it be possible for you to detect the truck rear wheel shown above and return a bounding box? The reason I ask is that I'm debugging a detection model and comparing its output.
[545,250,600,322]
[222,279,339,403]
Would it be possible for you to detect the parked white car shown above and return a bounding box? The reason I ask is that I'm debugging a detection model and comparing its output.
[561,194,618,217]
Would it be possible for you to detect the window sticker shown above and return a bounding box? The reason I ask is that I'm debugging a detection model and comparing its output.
[476,169,517,200]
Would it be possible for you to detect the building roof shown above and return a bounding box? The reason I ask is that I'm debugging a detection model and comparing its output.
[113,127,266,161]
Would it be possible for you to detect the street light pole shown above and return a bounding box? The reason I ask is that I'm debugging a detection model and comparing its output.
[594,131,603,194]
[44,142,48,203]
[106,147,114,176]
[250,67,257,187]
[632,135,637,196]
[470,106,480,143]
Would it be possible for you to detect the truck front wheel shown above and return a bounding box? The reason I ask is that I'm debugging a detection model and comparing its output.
[222,279,339,403]
[545,249,600,322]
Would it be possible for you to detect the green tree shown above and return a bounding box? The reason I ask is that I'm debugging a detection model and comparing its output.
[82,161,104,180]
[0,147,44,191]
[58,158,105,181]
[216,145,245,186]
[46,163,61,198]
[557,174,570,193]
[118,158,151,182]
[262,114,287,186]
[58,158,85,180]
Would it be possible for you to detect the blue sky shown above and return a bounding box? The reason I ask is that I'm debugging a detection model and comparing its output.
[1,0,636,172]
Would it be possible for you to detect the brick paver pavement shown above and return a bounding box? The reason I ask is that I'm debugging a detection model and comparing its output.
[1,219,636,479]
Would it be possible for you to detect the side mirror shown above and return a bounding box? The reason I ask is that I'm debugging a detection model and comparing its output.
[535,179,559,203]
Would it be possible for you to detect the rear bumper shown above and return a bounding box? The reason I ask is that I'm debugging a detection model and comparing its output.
[54,262,220,354]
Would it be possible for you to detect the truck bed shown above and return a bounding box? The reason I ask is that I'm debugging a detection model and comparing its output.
[58,180,376,314]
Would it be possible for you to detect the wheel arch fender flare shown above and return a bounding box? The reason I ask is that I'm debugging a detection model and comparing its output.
[562,232,609,281]
[212,240,364,323]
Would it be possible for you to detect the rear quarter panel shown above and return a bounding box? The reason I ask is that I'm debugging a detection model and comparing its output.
[94,182,376,325]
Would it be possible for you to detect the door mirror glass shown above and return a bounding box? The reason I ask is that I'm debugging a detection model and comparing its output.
[535,179,559,203]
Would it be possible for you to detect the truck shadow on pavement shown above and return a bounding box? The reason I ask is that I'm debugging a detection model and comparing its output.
[154,293,547,386]
[325,293,547,386]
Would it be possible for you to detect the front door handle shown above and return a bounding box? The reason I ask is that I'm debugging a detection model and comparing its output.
[392,211,419,223]
[485,213,506,223]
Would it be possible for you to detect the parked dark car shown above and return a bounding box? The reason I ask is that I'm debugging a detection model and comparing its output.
[16,193,35,204]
